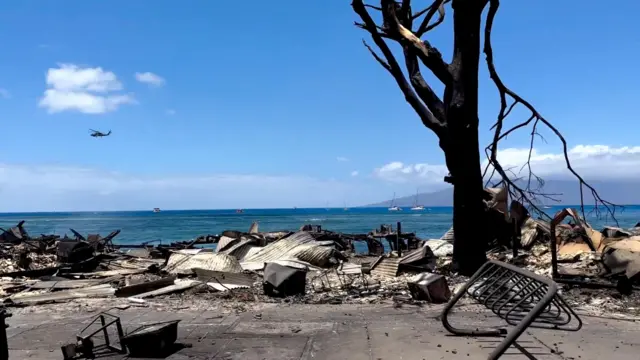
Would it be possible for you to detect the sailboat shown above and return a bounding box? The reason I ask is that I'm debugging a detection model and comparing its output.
[343,201,349,211]
[388,192,401,211]
[411,189,425,211]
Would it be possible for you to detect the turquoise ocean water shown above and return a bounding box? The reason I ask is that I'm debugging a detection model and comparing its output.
[0,206,638,245]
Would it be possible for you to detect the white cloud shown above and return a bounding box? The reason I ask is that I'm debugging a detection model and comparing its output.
[337,156,349,162]
[374,161,448,183]
[135,72,165,87]
[166,109,176,116]
[0,88,9,99]
[0,164,369,212]
[351,171,359,177]
[486,145,640,180]
[373,145,640,183]
[38,64,135,114]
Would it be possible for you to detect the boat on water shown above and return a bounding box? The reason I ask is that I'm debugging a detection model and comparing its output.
[343,201,349,211]
[410,188,425,211]
[236,209,244,214]
[153,208,161,213]
[388,192,402,211]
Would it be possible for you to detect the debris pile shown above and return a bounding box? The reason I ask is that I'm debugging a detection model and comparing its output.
[1,201,640,317]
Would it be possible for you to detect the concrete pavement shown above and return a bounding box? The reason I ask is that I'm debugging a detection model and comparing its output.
[5,303,639,359]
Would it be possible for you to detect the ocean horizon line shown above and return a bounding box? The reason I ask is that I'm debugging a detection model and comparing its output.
[0,204,635,216]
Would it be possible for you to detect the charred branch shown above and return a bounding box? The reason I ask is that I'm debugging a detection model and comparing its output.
[415,0,450,36]
[353,0,445,135]
[380,0,452,85]
[481,0,620,223]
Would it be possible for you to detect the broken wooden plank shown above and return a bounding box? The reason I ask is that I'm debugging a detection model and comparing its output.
[6,284,115,305]
[65,268,146,278]
[128,279,201,299]
[30,276,120,290]
[115,276,177,298]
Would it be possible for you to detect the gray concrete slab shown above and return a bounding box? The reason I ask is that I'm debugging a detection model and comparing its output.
[528,315,640,359]
[229,321,334,336]
[307,321,371,360]
[5,304,639,360]
[9,323,78,350]
[213,337,310,360]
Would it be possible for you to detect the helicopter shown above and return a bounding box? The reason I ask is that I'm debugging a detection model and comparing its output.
[89,129,112,138]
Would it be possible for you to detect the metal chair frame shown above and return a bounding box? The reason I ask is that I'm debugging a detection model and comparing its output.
[441,260,582,359]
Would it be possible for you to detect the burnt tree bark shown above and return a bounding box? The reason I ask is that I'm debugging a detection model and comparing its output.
[444,1,487,273]
[354,0,490,275]
[353,0,618,276]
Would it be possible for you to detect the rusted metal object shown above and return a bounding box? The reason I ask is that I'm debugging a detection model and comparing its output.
[121,320,180,357]
[61,312,125,360]
[441,260,582,360]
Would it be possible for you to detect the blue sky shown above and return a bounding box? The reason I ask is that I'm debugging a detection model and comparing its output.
[1,0,639,211]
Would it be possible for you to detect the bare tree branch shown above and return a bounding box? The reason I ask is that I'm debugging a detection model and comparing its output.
[362,40,392,71]
[482,0,620,223]
[416,0,450,36]
[396,0,447,122]
[354,22,395,39]
[353,0,445,135]
[380,0,452,85]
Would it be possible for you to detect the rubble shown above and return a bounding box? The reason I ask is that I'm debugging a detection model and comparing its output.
[0,206,639,318]
[407,272,451,303]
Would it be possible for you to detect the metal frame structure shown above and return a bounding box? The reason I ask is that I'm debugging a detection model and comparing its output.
[62,312,125,359]
[441,260,582,359]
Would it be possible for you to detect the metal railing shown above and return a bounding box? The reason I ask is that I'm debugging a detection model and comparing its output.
[441,260,582,359]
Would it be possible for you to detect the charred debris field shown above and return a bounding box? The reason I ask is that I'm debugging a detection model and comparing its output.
[1,191,640,318]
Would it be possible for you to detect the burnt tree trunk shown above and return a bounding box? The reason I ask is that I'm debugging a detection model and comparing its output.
[353,0,491,275]
[445,1,488,274]
[354,0,616,275]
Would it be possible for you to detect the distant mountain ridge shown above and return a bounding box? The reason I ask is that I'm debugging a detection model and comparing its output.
[363,180,640,207]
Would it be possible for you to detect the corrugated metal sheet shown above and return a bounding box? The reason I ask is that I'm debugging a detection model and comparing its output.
[371,256,400,277]
[176,248,213,255]
[193,268,254,292]
[293,246,335,266]
[241,259,320,272]
[241,231,335,268]
[242,246,262,260]
[221,237,258,260]
[338,262,362,275]
[440,227,455,242]
[399,245,433,265]
[216,236,239,253]
[165,252,243,274]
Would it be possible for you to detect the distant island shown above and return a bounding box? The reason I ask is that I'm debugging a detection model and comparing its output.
[363,179,640,207]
